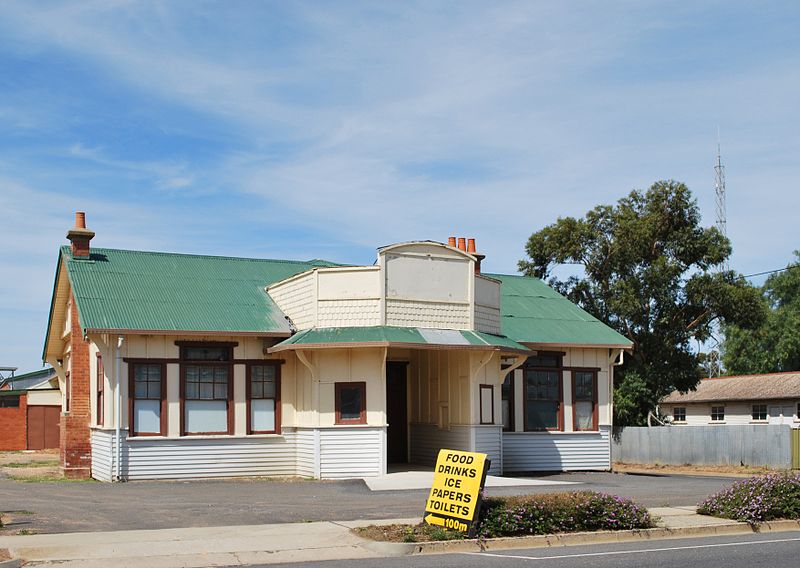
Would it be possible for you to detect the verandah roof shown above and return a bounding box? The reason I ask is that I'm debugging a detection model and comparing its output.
[269,326,531,354]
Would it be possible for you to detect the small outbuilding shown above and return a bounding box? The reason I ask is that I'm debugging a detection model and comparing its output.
[0,367,61,450]
[660,372,800,427]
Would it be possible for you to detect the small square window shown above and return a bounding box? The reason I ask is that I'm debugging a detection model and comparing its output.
[673,407,686,422]
[711,406,725,421]
[752,404,767,421]
[335,382,366,424]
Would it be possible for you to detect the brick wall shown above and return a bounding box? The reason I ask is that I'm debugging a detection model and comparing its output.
[60,291,92,478]
[0,393,27,450]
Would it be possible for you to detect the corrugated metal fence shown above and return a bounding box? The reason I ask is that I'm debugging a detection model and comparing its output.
[612,425,797,469]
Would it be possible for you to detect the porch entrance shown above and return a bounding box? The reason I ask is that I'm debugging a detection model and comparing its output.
[386,362,408,464]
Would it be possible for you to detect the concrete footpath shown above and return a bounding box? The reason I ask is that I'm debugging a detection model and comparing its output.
[1,509,799,568]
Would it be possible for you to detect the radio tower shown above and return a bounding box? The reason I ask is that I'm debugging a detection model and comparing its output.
[709,130,727,377]
[715,131,728,272]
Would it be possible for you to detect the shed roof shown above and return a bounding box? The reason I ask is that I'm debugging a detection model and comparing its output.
[661,372,800,403]
[485,273,632,348]
[57,246,337,336]
[0,367,57,391]
[270,326,530,354]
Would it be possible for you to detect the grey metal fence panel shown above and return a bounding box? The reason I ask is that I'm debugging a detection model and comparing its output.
[612,425,793,468]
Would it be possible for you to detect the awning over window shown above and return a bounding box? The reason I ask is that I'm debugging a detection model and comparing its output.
[269,326,531,354]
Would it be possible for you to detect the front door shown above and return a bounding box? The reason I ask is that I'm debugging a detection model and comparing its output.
[386,362,408,464]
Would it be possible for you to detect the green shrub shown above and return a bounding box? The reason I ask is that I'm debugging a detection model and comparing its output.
[478,491,654,538]
[697,472,800,526]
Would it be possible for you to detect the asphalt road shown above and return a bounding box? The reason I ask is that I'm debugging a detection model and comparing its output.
[0,473,735,533]
[0,471,738,534]
[243,531,800,568]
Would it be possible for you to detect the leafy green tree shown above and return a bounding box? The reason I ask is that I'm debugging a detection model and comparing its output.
[723,253,800,374]
[519,180,765,428]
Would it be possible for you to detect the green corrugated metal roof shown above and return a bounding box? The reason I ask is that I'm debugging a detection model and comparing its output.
[484,273,632,347]
[271,326,530,353]
[56,244,629,349]
[62,246,338,334]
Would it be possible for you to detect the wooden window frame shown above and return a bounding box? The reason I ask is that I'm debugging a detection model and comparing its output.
[180,345,234,436]
[65,371,71,412]
[96,353,104,427]
[673,407,686,423]
[501,374,515,432]
[522,352,564,432]
[479,384,495,425]
[711,405,725,422]
[571,369,598,431]
[128,361,167,437]
[246,362,281,435]
[335,382,367,425]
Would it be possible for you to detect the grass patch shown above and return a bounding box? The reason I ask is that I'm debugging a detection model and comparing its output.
[356,491,654,542]
[2,461,59,469]
[6,474,94,483]
[697,472,800,526]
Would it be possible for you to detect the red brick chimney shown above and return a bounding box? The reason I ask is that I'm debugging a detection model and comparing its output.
[66,211,95,259]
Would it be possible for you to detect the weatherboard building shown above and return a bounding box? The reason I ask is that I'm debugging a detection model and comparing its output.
[43,212,631,481]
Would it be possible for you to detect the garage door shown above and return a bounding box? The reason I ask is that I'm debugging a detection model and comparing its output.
[27,406,61,450]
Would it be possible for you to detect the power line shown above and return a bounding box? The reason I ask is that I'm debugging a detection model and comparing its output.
[742,264,800,279]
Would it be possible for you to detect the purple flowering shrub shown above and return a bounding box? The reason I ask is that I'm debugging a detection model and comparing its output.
[697,472,800,526]
[478,491,654,537]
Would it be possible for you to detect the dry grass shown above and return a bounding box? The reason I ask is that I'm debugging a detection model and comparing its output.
[355,523,465,543]
[613,462,786,477]
[0,450,63,482]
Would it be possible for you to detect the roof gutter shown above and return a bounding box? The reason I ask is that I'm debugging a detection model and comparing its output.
[85,328,292,337]
[269,341,531,355]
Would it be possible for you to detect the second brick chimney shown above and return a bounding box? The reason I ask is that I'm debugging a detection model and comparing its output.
[66,211,95,259]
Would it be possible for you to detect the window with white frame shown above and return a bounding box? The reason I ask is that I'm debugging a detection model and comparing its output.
[711,406,725,422]
[181,344,232,435]
[130,363,165,436]
[247,364,280,434]
[752,404,767,421]
[672,407,686,422]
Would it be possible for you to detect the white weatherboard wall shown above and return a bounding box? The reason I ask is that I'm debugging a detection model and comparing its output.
[317,268,382,328]
[661,401,800,426]
[383,244,473,330]
[90,429,114,482]
[268,241,501,333]
[266,271,316,330]
[474,275,501,335]
[473,425,502,475]
[503,427,611,471]
[90,427,384,481]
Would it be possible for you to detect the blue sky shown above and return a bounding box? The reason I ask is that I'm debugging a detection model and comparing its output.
[1,1,799,373]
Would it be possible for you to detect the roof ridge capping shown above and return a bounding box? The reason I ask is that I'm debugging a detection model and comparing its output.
[705,371,800,380]
[61,245,341,266]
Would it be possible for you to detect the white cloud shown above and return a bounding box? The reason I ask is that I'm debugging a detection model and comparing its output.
[1,0,799,370]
